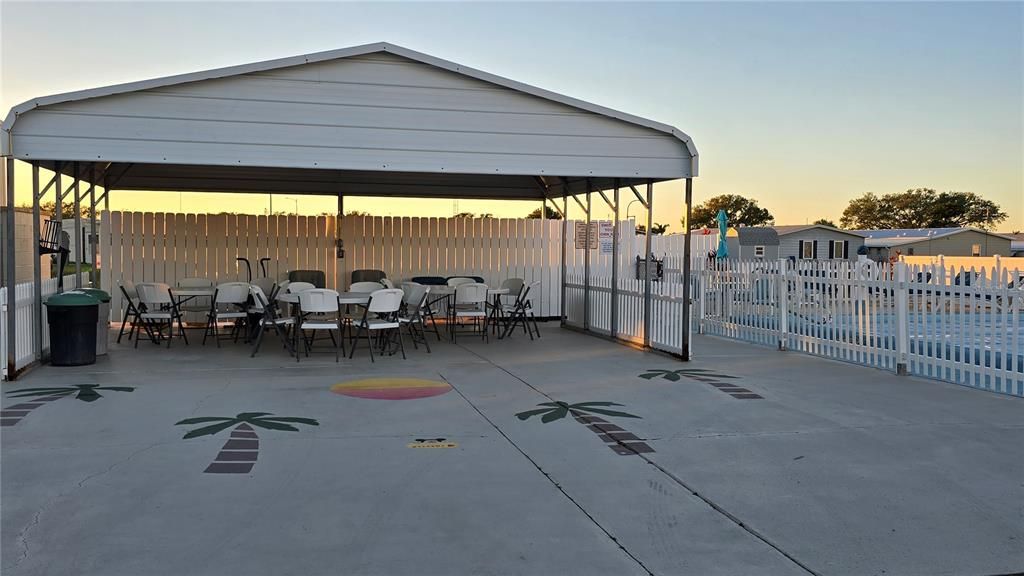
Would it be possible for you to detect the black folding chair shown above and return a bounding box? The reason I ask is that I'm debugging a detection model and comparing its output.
[116,283,144,343]
[249,286,296,358]
[500,281,541,340]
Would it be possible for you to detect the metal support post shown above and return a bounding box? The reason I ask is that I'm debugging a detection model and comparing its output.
[643,180,653,348]
[5,159,17,378]
[583,180,591,331]
[73,162,81,287]
[611,180,619,340]
[32,164,42,359]
[560,192,568,325]
[681,177,693,359]
[89,165,98,286]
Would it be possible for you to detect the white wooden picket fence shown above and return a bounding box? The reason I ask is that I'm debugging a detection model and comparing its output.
[564,273,691,356]
[98,212,703,325]
[1,273,87,378]
[697,259,1024,397]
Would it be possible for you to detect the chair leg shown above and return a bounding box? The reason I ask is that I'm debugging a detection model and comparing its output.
[251,323,266,358]
[202,315,212,345]
[396,327,406,359]
[117,311,132,343]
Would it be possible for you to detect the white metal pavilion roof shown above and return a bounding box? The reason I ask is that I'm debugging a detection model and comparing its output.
[1,42,697,199]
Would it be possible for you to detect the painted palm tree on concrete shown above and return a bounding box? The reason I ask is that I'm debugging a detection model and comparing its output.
[639,368,762,399]
[175,412,319,474]
[639,368,738,382]
[516,401,653,455]
[2,384,135,427]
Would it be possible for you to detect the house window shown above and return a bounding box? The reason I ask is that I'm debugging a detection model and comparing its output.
[802,242,814,259]
[906,248,914,255]
[831,242,844,259]
[754,245,765,258]
[972,244,981,257]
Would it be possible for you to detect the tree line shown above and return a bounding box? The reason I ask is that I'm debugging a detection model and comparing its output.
[683,189,1007,231]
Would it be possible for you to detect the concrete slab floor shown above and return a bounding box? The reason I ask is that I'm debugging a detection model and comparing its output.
[1,325,1021,576]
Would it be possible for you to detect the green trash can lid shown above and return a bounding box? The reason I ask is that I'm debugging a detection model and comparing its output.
[78,288,111,303]
[45,290,100,307]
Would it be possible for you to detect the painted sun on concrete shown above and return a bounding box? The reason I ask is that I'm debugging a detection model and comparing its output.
[330,378,451,400]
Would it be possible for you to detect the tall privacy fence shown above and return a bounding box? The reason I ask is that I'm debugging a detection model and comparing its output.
[1,273,88,378]
[696,259,1024,397]
[98,211,707,324]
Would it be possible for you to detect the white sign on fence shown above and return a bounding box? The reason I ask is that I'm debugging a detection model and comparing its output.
[598,221,613,254]
[574,221,597,250]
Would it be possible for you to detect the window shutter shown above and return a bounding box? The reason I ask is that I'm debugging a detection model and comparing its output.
[813,240,818,259]
[843,240,850,259]
[798,240,804,259]
[828,240,835,259]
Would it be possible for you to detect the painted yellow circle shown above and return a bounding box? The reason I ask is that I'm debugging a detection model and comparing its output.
[330,378,451,400]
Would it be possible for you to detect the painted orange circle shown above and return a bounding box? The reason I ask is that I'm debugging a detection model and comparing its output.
[330,378,452,400]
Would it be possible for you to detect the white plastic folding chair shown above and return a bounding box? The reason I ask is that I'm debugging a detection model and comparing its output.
[446,277,475,288]
[380,278,396,289]
[450,282,489,343]
[349,288,405,362]
[349,281,384,293]
[297,288,344,362]
[398,282,432,353]
[203,282,250,347]
[135,282,188,348]
[285,281,316,294]
[249,285,296,358]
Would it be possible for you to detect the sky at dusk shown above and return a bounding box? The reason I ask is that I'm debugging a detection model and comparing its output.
[2,1,1021,230]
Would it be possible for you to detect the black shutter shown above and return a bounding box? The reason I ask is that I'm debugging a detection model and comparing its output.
[813,240,819,259]
[843,240,850,259]
[828,240,835,260]
[798,240,804,259]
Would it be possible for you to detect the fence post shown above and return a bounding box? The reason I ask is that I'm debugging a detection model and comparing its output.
[894,261,909,375]
[697,259,706,334]
[777,259,788,350]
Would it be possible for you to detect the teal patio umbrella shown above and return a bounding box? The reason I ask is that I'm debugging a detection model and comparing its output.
[715,209,729,259]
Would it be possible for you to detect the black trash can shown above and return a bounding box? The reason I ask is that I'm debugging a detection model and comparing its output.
[45,291,100,366]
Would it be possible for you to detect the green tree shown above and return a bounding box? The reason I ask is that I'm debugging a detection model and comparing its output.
[813,218,836,227]
[840,189,1007,229]
[689,195,774,229]
[526,206,563,220]
[18,201,93,219]
[635,223,669,235]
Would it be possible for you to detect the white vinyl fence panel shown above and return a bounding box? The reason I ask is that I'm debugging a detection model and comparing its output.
[1,273,87,379]
[696,259,1024,397]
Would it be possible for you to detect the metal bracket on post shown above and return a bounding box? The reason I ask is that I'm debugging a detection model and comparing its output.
[628,185,649,209]
[894,262,909,375]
